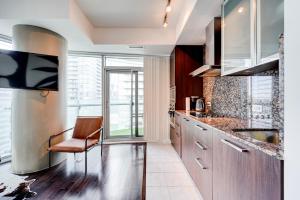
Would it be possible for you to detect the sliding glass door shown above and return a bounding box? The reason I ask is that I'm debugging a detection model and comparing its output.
[105,68,144,138]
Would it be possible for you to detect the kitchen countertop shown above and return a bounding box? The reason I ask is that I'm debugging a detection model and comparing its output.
[176,110,284,160]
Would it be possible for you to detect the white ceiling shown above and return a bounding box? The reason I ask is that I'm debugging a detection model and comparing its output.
[177,0,222,45]
[76,0,184,28]
[0,0,223,55]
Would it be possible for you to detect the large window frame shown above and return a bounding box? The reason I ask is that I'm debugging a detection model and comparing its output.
[0,34,13,164]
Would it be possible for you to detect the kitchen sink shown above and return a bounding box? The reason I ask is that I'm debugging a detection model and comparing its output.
[231,128,280,144]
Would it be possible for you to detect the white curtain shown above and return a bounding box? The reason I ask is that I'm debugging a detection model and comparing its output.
[144,56,170,143]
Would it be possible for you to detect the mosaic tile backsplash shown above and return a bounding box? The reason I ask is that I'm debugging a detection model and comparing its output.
[203,69,280,125]
[203,69,283,152]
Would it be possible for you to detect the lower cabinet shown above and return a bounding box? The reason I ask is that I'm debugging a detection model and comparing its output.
[191,121,213,200]
[213,129,283,200]
[181,116,193,171]
[181,117,213,200]
[175,113,283,200]
[170,123,181,157]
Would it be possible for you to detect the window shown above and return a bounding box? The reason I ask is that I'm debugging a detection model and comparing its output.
[66,53,102,127]
[0,35,12,163]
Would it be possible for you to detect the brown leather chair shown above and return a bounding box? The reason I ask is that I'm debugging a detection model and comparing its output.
[48,116,103,174]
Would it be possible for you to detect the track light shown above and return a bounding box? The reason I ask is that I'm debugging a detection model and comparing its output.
[166,0,172,13]
[162,0,171,28]
[163,14,168,28]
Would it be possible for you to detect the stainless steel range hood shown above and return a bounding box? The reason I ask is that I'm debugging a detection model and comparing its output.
[190,64,221,77]
[190,17,221,77]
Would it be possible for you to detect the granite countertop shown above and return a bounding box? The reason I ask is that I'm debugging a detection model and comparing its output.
[176,110,284,160]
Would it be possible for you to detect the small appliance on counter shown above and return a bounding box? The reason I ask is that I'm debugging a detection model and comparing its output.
[195,98,205,112]
[186,96,205,111]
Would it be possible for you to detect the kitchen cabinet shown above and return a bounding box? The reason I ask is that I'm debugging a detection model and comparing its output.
[180,115,213,200]
[181,116,193,170]
[222,0,283,75]
[222,0,254,74]
[170,113,182,157]
[257,0,284,64]
[177,112,282,200]
[191,121,213,200]
[170,46,204,110]
[213,129,282,200]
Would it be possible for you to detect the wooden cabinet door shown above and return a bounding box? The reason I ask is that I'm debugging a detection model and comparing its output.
[174,123,182,157]
[213,129,283,200]
[181,116,195,173]
[251,148,282,200]
[213,130,253,200]
[171,122,182,158]
[170,124,176,148]
[181,116,190,167]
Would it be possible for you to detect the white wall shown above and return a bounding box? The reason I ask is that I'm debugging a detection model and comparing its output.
[284,0,300,199]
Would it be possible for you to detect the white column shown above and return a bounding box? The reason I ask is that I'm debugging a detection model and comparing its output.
[285,0,300,199]
[11,25,67,174]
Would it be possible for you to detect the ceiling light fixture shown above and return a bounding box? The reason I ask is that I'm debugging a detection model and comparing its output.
[163,0,171,28]
[163,14,168,28]
[166,0,172,13]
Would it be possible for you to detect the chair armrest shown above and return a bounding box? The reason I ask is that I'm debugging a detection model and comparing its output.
[50,127,74,139]
[85,127,103,150]
[86,127,102,140]
[49,127,74,149]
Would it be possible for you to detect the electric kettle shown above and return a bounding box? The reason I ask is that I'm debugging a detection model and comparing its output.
[195,98,205,112]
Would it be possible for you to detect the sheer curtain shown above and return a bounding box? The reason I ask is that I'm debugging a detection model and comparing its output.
[144,56,170,143]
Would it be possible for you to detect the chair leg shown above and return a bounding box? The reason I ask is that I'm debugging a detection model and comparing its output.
[101,130,104,157]
[85,150,87,175]
[101,140,103,157]
[48,151,51,168]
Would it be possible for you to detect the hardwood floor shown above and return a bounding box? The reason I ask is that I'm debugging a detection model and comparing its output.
[0,143,147,200]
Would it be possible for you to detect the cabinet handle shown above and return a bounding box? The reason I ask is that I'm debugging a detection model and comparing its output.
[195,141,206,150]
[194,158,206,170]
[183,118,190,122]
[175,130,180,137]
[194,124,207,131]
[221,139,248,153]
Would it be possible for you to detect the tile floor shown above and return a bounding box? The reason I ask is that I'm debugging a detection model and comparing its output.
[146,143,203,200]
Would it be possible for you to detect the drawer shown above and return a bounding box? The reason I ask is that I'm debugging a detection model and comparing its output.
[192,156,213,200]
[192,121,212,148]
[193,138,212,168]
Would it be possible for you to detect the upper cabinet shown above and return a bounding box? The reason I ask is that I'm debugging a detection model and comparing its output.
[222,0,284,75]
[257,0,284,64]
[222,0,254,75]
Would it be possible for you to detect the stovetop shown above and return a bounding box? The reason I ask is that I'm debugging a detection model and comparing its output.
[189,111,225,118]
